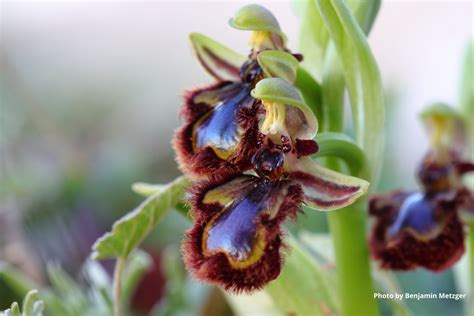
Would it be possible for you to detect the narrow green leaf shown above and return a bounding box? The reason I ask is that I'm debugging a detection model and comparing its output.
[460,40,474,156]
[22,290,43,316]
[189,33,245,81]
[225,291,281,316]
[313,132,369,177]
[320,0,380,132]
[297,0,330,83]
[131,182,166,197]
[47,264,88,312]
[0,262,38,299]
[257,50,299,83]
[317,0,384,181]
[265,236,339,316]
[7,302,21,316]
[300,233,412,316]
[122,250,152,309]
[92,176,190,260]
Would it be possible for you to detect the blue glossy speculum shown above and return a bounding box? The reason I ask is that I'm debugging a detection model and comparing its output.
[203,181,273,267]
[192,86,253,159]
[387,192,440,240]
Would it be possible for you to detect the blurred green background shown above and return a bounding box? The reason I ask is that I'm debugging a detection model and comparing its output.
[0,1,472,315]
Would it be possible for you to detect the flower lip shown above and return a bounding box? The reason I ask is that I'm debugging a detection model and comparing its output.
[369,189,467,271]
[183,174,304,292]
[202,179,273,268]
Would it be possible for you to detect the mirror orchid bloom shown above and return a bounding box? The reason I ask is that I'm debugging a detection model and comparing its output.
[182,79,369,292]
[369,104,474,271]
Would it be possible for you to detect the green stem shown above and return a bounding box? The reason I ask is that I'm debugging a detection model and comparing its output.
[327,199,378,316]
[469,223,474,316]
[113,256,127,316]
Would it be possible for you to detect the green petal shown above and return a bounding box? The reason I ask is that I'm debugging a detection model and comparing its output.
[289,157,369,211]
[189,32,246,81]
[257,50,299,83]
[251,78,318,139]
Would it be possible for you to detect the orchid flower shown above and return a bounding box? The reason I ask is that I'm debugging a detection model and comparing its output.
[183,78,369,292]
[369,104,474,271]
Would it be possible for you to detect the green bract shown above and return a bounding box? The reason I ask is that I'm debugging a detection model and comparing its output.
[92,176,190,260]
[257,50,299,83]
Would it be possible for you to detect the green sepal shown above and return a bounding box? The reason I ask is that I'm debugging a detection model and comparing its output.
[290,157,369,211]
[189,32,245,81]
[420,102,462,122]
[257,50,299,83]
[229,4,286,40]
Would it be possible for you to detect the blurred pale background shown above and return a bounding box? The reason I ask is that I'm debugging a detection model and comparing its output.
[0,1,472,315]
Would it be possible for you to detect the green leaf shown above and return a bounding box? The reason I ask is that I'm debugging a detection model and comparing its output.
[46,264,88,313]
[22,290,44,316]
[5,302,21,316]
[316,0,384,181]
[2,290,44,316]
[297,0,380,84]
[314,132,369,177]
[0,262,38,299]
[320,0,380,132]
[122,250,152,309]
[92,176,190,260]
[189,32,245,81]
[299,233,412,316]
[297,0,330,83]
[132,182,166,197]
[257,50,299,83]
[265,236,339,316]
[460,40,474,157]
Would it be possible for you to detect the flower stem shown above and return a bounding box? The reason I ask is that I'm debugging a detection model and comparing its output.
[469,223,474,316]
[327,201,379,316]
[326,158,379,316]
[113,256,127,316]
